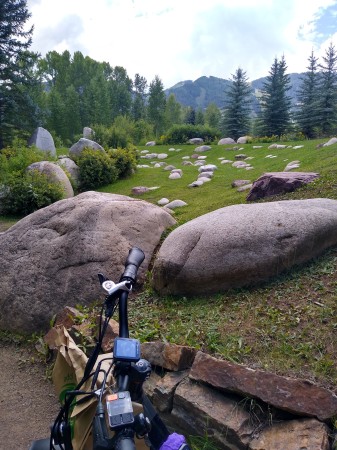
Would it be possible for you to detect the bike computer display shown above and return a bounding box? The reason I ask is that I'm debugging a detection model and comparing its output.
[113,337,140,362]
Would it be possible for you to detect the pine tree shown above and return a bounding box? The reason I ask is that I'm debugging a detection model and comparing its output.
[259,56,292,138]
[222,67,252,140]
[0,0,39,147]
[317,42,337,136]
[296,50,320,138]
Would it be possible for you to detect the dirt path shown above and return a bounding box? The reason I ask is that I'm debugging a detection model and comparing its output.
[0,342,60,450]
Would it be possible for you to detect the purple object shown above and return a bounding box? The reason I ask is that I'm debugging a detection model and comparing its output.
[159,432,186,450]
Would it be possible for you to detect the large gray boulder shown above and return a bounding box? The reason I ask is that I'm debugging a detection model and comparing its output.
[0,192,176,334]
[27,127,56,157]
[69,138,104,159]
[27,161,74,198]
[152,199,337,295]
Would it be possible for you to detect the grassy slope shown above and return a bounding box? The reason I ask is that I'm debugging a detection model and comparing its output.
[2,139,337,388]
[100,139,337,389]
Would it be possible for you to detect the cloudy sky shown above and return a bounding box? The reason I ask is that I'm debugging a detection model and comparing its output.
[26,0,337,89]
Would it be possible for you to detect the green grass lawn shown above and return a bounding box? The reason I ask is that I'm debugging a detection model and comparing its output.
[97,139,337,226]
[2,138,337,389]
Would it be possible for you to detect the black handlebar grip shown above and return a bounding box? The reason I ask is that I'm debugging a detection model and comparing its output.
[114,436,137,450]
[121,247,145,282]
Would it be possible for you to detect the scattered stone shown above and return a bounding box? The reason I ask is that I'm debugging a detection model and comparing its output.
[136,164,151,168]
[27,127,56,157]
[232,161,250,168]
[284,161,301,171]
[237,184,253,191]
[247,172,319,201]
[190,351,337,421]
[164,165,176,171]
[145,141,156,146]
[27,161,74,198]
[171,169,183,176]
[131,186,150,195]
[0,192,176,333]
[152,198,337,295]
[198,164,217,172]
[69,138,105,159]
[197,156,207,160]
[182,161,193,166]
[235,154,247,160]
[188,181,204,187]
[165,200,187,209]
[188,138,204,145]
[140,150,149,154]
[218,137,236,145]
[158,153,168,159]
[191,154,199,159]
[323,137,337,146]
[153,163,162,168]
[197,172,213,179]
[158,198,170,206]
[253,145,263,149]
[194,145,211,152]
[182,156,190,160]
[194,161,205,166]
[231,180,251,188]
[169,173,182,179]
[220,159,233,164]
[197,177,211,183]
[265,154,277,158]
[293,145,304,149]
[168,148,176,152]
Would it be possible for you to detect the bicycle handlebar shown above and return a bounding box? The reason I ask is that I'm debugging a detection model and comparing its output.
[120,247,145,282]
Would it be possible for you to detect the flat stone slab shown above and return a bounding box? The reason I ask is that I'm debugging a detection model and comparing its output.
[189,352,337,421]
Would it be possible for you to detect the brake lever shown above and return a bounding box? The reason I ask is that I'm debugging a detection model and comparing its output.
[102,280,132,296]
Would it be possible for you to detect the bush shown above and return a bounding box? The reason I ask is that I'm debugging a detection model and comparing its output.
[108,147,138,179]
[163,124,219,145]
[77,149,118,191]
[1,170,64,216]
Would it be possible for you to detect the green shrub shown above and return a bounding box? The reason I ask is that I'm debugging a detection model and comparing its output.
[1,170,64,216]
[77,149,118,191]
[108,147,138,179]
[163,124,219,145]
[0,143,49,182]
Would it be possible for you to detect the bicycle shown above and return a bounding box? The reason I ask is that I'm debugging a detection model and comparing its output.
[30,247,191,450]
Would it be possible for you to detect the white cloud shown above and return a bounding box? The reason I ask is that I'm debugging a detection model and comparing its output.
[27,0,337,88]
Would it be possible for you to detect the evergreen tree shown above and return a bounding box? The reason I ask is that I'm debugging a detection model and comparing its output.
[222,67,252,140]
[0,0,40,147]
[109,66,132,119]
[258,56,292,138]
[184,107,196,125]
[147,75,166,138]
[195,108,205,125]
[296,50,320,138]
[317,42,337,136]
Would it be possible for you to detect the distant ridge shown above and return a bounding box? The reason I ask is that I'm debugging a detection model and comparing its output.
[165,73,303,112]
